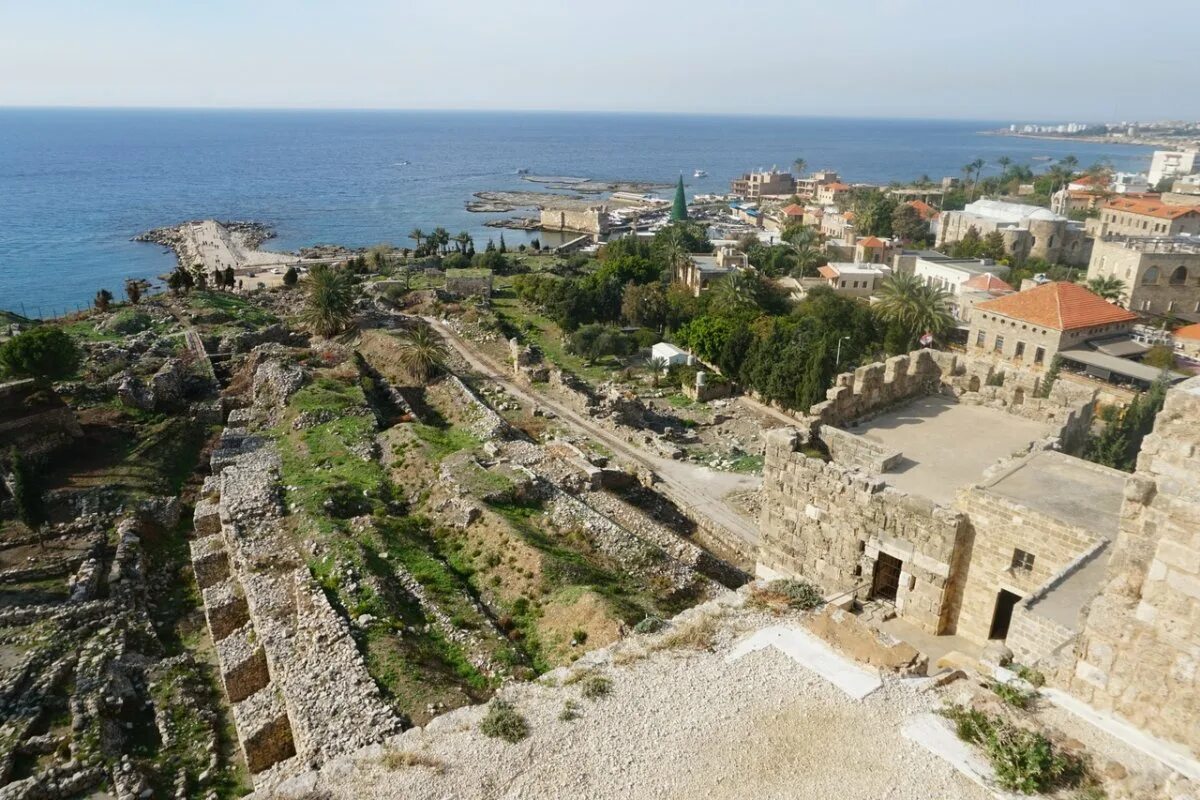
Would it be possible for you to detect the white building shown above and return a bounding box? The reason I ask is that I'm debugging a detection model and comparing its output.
[1148,150,1199,186]
[650,342,694,368]
[815,262,892,297]
[913,256,1010,296]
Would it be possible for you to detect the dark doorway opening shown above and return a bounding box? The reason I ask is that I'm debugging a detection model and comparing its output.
[989,589,1022,640]
[871,553,903,602]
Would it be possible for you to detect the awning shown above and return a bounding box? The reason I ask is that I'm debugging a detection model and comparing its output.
[1088,335,1151,358]
[1059,348,1188,385]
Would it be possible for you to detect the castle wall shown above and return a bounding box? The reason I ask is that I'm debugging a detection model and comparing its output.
[757,428,968,635]
[539,207,608,236]
[1065,378,1200,756]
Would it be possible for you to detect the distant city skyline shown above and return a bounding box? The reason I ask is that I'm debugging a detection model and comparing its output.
[1,0,1197,120]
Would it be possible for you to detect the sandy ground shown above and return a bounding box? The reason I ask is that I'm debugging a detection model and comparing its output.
[173,220,324,290]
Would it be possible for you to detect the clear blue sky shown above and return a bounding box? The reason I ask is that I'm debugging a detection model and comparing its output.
[1,0,1195,120]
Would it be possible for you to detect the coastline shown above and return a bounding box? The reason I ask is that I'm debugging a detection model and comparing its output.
[982,130,1194,149]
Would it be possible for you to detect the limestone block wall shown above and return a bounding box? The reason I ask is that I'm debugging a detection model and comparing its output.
[810,350,944,426]
[1065,378,1200,756]
[757,428,968,634]
[821,426,902,473]
[954,473,1111,644]
[1006,541,1110,666]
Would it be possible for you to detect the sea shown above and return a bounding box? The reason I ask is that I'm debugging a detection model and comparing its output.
[0,109,1157,317]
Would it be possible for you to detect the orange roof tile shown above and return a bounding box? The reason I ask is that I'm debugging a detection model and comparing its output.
[817,265,839,279]
[843,211,856,221]
[907,199,937,220]
[975,282,1137,331]
[858,236,886,248]
[782,203,806,216]
[1103,196,1200,220]
[963,272,1014,293]
[1174,322,1200,341]
[824,182,851,191]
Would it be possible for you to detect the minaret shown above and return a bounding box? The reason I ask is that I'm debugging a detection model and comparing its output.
[671,174,688,222]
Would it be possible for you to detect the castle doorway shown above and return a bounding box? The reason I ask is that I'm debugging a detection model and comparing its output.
[870,553,903,602]
[989,589,1022,640]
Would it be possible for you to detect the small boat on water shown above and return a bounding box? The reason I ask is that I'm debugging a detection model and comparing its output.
[693,169,708,178]
[516,168,530,175]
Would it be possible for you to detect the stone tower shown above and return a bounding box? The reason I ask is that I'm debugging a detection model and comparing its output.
[1065,376,1200,757]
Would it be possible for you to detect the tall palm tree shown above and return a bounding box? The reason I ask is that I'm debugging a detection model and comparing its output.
[968,158,986,198]
[1087,276,1127,304]
[660,225,689,277]
[792,157,807,176]
[408,228,425,251]
[875,274,954,347]
[711,270,765,316]
[301,264,356,337]
[431,227,451,255]
[789,244,825,278]
[396,323,450,383]
[455,231,473,253]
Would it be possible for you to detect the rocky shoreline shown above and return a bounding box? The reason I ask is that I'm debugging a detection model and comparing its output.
[134,219,275,258]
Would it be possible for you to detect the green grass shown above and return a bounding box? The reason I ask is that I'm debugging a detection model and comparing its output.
[728,454,764,474]
[187,290,278,326]
[490,294,611,383]
[411,424,480,461]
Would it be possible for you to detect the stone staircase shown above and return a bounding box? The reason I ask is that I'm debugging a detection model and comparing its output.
[857,599,898,626]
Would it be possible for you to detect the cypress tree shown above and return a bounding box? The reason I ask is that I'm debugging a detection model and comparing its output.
[671,175,688,221]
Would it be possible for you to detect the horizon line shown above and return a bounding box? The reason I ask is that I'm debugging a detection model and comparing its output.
[0,104,1131,125]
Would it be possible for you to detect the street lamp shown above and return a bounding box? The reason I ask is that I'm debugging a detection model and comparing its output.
[835,335,851,367]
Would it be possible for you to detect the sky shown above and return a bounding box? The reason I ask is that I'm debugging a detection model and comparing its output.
[1,0,1196,120]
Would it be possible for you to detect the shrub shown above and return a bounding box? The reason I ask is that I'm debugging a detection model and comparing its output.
[570,629,588,646]
[559,700,581,722]
[1015,664,1046,688]
[941,705,1086,794]
[990,680,1036,710]
[580,674,612,700]
[106,309,152,334]
[379,748,447,773]
[752,579,824,611]
[283,266,299,287]
[479,699,528,743]
[633,616,666,635]
[0,327,80,381]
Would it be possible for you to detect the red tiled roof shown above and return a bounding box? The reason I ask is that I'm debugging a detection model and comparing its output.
[907,199,937,220]
[817,265,839,279]
[1070,174,1103,186]
[975,282,1138,331]
[1103,197,1200,220]
[843,211,856,221]
[782,203,806,216]
[1174,322,1200,341]
[858,236,886,248]
[824,182,851,191]
[963,272,1014,293]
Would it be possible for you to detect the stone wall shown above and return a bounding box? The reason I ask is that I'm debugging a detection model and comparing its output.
[820,426,902,474]
[810,350,944,426]
[757,428,968,634]
[954,461,1113,643]
[1064,378,1200,757]
[539,207,608,236]
[1006,540,1110,667]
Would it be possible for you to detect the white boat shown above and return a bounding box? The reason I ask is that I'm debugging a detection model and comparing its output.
[693,169,708,178]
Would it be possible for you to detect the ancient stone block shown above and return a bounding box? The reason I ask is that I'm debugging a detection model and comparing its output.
[202,580,249,641]
[216,624,270,703]
[190,535,229,589]
[233,686,296,774]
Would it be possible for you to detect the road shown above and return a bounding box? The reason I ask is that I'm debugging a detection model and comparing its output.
[423,317,762,549]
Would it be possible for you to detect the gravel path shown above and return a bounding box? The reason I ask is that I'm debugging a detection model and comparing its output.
[264,605,992,800]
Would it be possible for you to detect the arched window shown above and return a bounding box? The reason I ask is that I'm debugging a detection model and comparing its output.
[1169,266,1188,285]
[1142,266,1159,285]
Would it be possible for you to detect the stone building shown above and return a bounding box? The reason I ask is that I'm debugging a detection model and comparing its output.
[938,199,1091,266]
[757,350,1200,762]
[968,281,1138,369]
[539,205,609,236]
[1087,236,1200,321]
[814,263,891,298]
[730,170,795,199]
[1086,196,1200,238]
[674,246,748,296]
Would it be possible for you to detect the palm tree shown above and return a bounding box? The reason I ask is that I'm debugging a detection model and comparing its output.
[659,225,689,277]
[301,264,356,336]
[875,274,954,347]
[431,227,451,255]
[648,356,667,387]
[792,157,807,176]
[396,322,449,383]
[965,158,986,199]
[455,231,473,253]
[790,244,824,278]
[711,270,765,316]
[408,228,425,251]
[1087,276,1127,304]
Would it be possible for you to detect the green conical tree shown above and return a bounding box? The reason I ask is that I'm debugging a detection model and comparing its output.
[671,174,687,221]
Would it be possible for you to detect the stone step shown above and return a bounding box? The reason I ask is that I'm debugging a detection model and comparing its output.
[189,535,229,590]
[202,579,249,641]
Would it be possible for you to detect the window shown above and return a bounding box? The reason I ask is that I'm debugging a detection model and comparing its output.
[1034,346,1045,365]
[994,334,1005,352]
[976,330,986,346]
[1011,549,1035,572]
[1014,341,1026,359]
[1170,266,1188,285]
[1142,266,1159,285]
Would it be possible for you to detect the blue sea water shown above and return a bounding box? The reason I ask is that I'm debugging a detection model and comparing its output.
[0,109,1155,316]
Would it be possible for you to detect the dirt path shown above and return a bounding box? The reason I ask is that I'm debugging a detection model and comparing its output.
[422,316,762,549]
